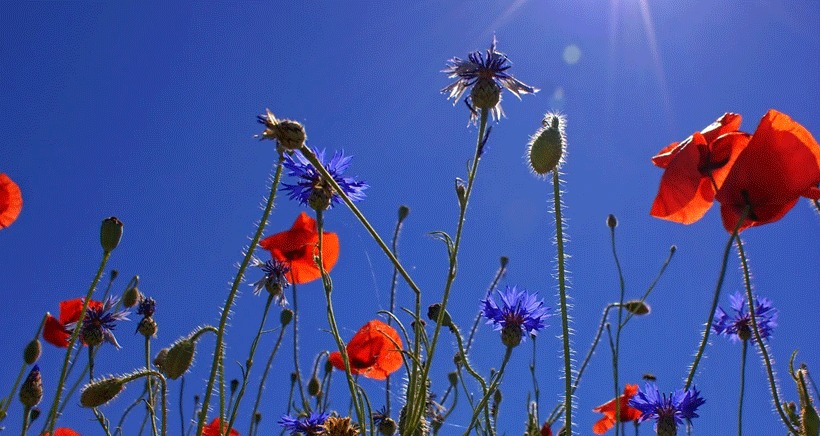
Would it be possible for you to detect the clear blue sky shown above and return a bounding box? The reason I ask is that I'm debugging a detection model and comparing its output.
[1,2,818,434]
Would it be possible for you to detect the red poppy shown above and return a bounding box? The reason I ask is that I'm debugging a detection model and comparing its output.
[259,212,340,285]
[0,173,23,229]
[650,113,746,224]
[43,298,103,348]
[328,319,404,380]
[715,109,820,232]
[592,384,642,434]
[202,418,239,436]
[44,429,81,436]
[540,422,552,436]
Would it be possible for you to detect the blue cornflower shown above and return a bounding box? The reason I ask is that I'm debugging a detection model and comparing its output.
[629,383,705,436]
[251,258,290,304]
[278,411,330,435]
[481,285,550,347]
[442,37,538,122]
[137,297,156,318]
[66,296,130,349]
[282,146,368,211]
[712,292,777,343]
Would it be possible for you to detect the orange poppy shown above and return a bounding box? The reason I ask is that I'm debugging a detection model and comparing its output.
[43,298,104,348]
[715,110,820,232]
[44,429,81,436]
[259,212,339,285]
[329,319,404,380]
[592,384,642,434]
[650,113,746,224]
[0,173,23,229]
[202,418,239,436]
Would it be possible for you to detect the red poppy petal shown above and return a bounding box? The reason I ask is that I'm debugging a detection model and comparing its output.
[706,132,751,189]
[805,186,820,200]
[332,320,403,380]
[46,429,81,436]
[651,141,681,168]
[260,213,340,285]
[44,314,70,348]
[59,298,103,325]
[202,418,239,436]
[328,351,364,375]
[592,416,615,434]
[701,113,742,144]
[650,133,715,224]
[0,173,23,229]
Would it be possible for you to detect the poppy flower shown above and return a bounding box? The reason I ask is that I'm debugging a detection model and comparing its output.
[328,319,403,380]
[0,173,23,229]
[43,298,104,348]
[202,418,239,436]
[44,429,81,436]
[592,384,643,434]
[715,109,820,232]
[259,212,339,285]
[540,422,552,436]
[650,113,746,224]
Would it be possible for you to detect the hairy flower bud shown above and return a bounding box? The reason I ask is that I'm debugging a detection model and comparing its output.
[138,317,158,338]
[153,348,169,370]
[527,113,566,176]
[257,109,306,151]
[80,376,125,408]
[122,286,141,308]
[427,303,453,329]
[19,365,43,408]
[163,339,196,380]
[24,339,42,365]
[308,376,321,397]
[100,216,123,253]
[501,324,523,347]
[280,309,294,326]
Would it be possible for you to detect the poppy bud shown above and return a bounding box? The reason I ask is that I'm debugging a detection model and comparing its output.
[499,256,509,268]
[622,300,650,316]
[230,378,239,395]
[80,376,125,408]
[24,339,42,365]
[163,338,196,380]
[290,372,298,383]
[19,365,43,408]
[607,214,618,229]
[153,348,169,370]
[501,324,522,347]
[670,245,677,254]
[138,318,158,338]
[307,376,321,397]
[527,113,566,176]
[110,269,119,280]
[378,417,398,435]
[280,309,294,326]
[471,78,501,110]
[398,205,410,222]
[122,286,141,308]
[427,303,453,329]
[254,411,262,425]
[324,359,333,375]
[493,388,503,406]
[447,371,458,387]
[100,216,123,253]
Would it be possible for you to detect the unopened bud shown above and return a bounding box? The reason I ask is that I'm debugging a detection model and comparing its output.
[308,376,321,397]
[280,309,293,326]
[230,379,239,394]
[378,417,398,435]
[398,205,410,222]
[29,408,40,422]
[499,256,509,268]
[427,303,453,329]
[163,339,196,379]
[138,318,158,338]
[290,372,298,383]
[123,286,141,308]
[19,365,43,408]
[527,113,566,176]
[447,372,458,387]
[257,109,306,152]
[24,339,42,365]
[80,376,125,408]
[324,359,333,375]
[607,214,618,229]
[493,388,502,405]
[622,300,650,316]
[100,216,123,253]
[455,178,467,207]
[110,270,119,281]
[153,348,169,370]
[254,411,262,425]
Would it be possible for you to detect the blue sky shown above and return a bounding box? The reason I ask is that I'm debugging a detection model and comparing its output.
[1,1,819,434]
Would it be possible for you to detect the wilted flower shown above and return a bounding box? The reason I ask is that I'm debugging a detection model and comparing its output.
[279,411,330,435]
[65,296,130,349]
[328,319,404,380]
[259,212,339,285]
[282,147,368,211]
[250,258,290,304]
[481,286,550,347]
[628,383,705,436]
[712,292,777,343]
[0,173,23,229]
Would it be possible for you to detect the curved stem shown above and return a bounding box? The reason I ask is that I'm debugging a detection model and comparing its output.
[451,323,491,432]
[621,246,676,328]
[196,156,285,436]
[738,340,747,436]
[552,170,573,434]
[248,316,287,434]
[466,258,508,353]
[463,346,513,436]
[386,207,408,416]
[611,224,626,436]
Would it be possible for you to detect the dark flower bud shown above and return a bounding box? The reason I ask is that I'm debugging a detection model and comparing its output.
[622,300,651,316]
[80,376,125,408]
[29,407,40,422]
[110,269,119,281]
[398,205,410,222]
[670,245,677,254]
[290,372,298,383]
[471,78,501,110]
[493,388,502,405]
[455,178,467,207]
[122,286,141,308]
[163,339,196,380]
[280,309,294,326]
[138,318,158,338]
[453,352,464,367]
[100,216,123,253]
[607,214,618,229]
[527,113,566,176]
[257,109,306,152]
[427,303,453,329]
[24,339,42,365]
[308,182,334,212]
[324,359,333,375]
[447,371,458,387]
[378,417,398,435]
[499,256,509,268]
[19,365,43,408]
[153,348,169,370]
[307,376,321,397]
[254,411,262,425]
[230,378,239,394]
[501,324,522,347]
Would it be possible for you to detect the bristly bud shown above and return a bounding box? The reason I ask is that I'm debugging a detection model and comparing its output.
[308,376,321,397]
[527,113,566,177]
[19,365,43,408]
[607,214,618,229]
[493,388,503,407]
[447,371,458,387]
[256,109,306,152]
[307,181,334,212]
[24,339,42,365]
[501,324,523,347]
[324,359,333,375]
[622,300,651,316]
[230,378,239,394]
[153,348,168,370]
[470,78,501,110]
[427,303,453,329]
[100,216,123,253]
[162,338,195,380]
[138,317,158,338]
[398,205,410,222]
[378,417,398,435]
[80,376,125,408]
[280,309,294,326]
[122,286,141,308]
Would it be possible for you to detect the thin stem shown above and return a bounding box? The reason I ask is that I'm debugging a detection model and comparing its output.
[145,336,158,436]
[552,170,573,434]
[738,339,747,436]
[114,384,149,434]
[621,246,676,328]
[530,337,541,424]
[386,206,408,416]
[21,406,32,436]
[291,282,309,410]
[45,250,111,434]
[463,346,513,436]
[179,377,186,436]
[2,314,47,416]
[451,322,491,432]
[736,236,798,434]
[248,319,287,434]
[196,156,285,436]
[466,257,508,353]
[610,223,626,436]
[684,205,748,390]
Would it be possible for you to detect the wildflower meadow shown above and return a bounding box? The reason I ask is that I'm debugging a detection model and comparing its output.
[1,2,819,435]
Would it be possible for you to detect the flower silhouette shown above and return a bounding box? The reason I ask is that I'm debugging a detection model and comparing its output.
[0,173,22,229]
[592,384,643,434]
[328,319,404,380]
[259,212,339,285]
[43,298,104,348]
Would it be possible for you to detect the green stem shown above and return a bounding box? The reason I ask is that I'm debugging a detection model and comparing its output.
[21,406,31,436]
[451,323,491,432]
[145,335,158,436]
[45,250,112,434]
[552,169,573,434]
[463,346,513,436]
[196,156,285,436]
[291,282,309,411]
[610,223,626,436]
[738,339,747,436]
[386,207,408,416]
[621,245,676,328]
[466,257,508,353]
[684,205,748,390]
[248,314,287,434]
[530,337,540,424]
[2,315,47,417]
[735,236,798,434]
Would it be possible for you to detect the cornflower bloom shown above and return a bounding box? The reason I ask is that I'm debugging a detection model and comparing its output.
[628,383,705,436]
[278,411,330,435]
[481,285,550,347]
[282,146,368,211]
[442,37,538,122]
[65,296,130,349]
[712,291,777,343]
[250,257,290,305]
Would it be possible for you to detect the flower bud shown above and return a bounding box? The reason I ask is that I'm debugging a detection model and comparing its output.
[455,178,467,207]
[163,339,196,380]
[378,417,398,435]
[607,214,618,229]
[493,388,502,406]
[280,309,294,326]
[138,317,158,338]
[501,324,522,347]
[24,339,42,365]
[447,371,458,387]
[19,365,43,408]
[29,408,40,422]
[427,303,453,329]
[80,376,125,408]
[308,182,334,212]
[153,348,169,370]
[471,78,501,110]
[100,216,123,253]
[499,256,509,268]
[622,300,651,316]
[527,113,566,176]
[324,359,333,375]
[230,378,239,395]
[257,110,307,152]
[307,376,321,397]
[398,205,410,222]
[122,286,141,308]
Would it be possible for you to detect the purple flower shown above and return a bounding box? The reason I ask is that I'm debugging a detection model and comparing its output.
[629,383,705,435]
[282,147,368,210]
[442,37,538,122]
[137,297,156,318]
[65,296,130,349]
[251,258,290,304]
[712,292,777,343]
[481,285,549,347]
[278,411,330,435]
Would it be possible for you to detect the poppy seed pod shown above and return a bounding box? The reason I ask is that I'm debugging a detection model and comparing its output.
[163,338,196,380]
[528,113,566,176]
[19,365,43,408]
[607,214,618,229]
[24,339,42,365]
[100,216,123,253]
[80,377,125,408]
